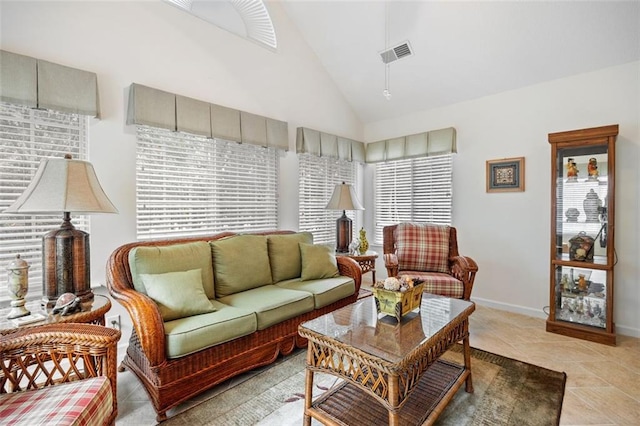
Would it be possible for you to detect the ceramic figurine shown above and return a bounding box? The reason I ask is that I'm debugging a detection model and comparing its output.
[6,254,30,319]
[566,158,579,181]
[358,228,369,254]
[587,157,599,180]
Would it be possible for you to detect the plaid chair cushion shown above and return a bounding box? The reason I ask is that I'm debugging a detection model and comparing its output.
[0,376,112,426]
[400,271,464,299]
[396,223,450,274]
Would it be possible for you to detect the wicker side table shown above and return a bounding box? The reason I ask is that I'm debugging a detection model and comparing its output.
[0,294,111,335]
[339,250,378,282]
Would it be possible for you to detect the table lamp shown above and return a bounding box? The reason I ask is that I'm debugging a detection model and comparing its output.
[326,182,364,253]
[4,154,118,308]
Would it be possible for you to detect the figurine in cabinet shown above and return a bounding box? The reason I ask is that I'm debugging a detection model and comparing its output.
[587,157,599,180]
[566,158,579,181]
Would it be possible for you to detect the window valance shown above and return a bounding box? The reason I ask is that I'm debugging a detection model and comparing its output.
[126,83,288,150]
[0,50,100,118]
[365,127,457,163]
[295,127,366,163]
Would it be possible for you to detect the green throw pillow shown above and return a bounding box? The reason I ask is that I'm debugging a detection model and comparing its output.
[139,268,216,321]
[268,232,313,282]
[299,243,339,280]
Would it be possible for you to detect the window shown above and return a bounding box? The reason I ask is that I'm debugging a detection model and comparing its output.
[0,102,88,300]
[298,153,359,245]
[136,125,279,239]
[374,154,453,244]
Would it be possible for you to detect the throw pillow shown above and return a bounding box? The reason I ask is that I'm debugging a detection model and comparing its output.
[299,243,339,280]
[267,232,313,282]
[139,268,216,321]
[396,223,450,273]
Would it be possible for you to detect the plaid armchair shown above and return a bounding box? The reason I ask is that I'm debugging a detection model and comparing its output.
[383,223,478,300]
[0,323,120,426]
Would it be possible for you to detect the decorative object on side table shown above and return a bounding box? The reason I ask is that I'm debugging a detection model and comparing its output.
[6,254,30,319]
[486,157,525,192]
[325,181,364,253]
[4,154,118,308]
[358,227,369,254]
[372,276,424,322]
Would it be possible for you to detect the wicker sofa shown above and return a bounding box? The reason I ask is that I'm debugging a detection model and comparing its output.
[107,230,361,422]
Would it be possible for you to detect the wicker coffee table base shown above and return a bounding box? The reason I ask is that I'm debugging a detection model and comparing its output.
[312,360,466,426]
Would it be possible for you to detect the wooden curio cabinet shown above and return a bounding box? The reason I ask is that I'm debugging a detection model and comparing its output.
[547,124,617,345]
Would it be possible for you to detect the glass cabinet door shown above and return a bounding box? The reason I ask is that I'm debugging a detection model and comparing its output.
[553,265,607,328]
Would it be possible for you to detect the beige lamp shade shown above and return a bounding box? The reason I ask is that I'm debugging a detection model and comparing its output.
[5,154,118,214]
[325,182,364,211]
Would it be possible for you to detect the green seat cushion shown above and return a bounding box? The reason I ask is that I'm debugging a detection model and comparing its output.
[163,300,257,359]
[210,235,273,297]
[218,285,314,330]
[129,241,215,299]
[276,277,355,309]
[267,232,313,283]
[299,243,339,281]
[139,268,216,321]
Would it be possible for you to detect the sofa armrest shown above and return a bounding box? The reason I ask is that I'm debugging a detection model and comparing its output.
[0,323,120,418]
[450,255,479,300]
[336,256,362,293]
[107,249,168,368]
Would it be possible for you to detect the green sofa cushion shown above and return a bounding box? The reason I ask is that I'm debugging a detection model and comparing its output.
[267,232,313,283]
[299,243,339,280]
[163,300,257,359]
[210,235,273,297]
[128,241,215,299]
[276,277,355,309]
[139,268,216,321]
[218,285,314,330]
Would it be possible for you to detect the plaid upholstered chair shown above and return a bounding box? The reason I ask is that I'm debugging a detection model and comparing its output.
[383,223,478,300]
[0,323,120,426]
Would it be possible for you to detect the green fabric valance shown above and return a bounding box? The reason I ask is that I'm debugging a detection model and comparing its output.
[296,127,366,163]
[126,83,288,150]
[365,127,457,163]
[0,50,100,118]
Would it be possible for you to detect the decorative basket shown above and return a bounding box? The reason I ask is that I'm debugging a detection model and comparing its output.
[569,231,594,262]
[373,282,424,322]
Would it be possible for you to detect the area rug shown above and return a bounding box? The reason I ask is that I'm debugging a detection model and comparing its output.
[163,346,566,426]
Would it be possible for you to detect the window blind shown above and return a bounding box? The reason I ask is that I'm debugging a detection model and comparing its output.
[298,153,359,245]
[0,102,88,300]
[374,154,453,244]
[136,126,278,240]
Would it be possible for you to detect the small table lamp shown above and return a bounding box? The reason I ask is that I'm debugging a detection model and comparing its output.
[4,154,118,308]
[326,182,364,253]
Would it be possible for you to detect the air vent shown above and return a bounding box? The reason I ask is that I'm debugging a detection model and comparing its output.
[379,41,413,64]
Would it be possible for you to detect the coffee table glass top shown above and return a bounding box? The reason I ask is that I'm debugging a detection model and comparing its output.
[300,293,474,364]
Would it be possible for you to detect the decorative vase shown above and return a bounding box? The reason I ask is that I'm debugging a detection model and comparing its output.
[583,189,602,223]
[358,228,369,254]
[6,254,30,319]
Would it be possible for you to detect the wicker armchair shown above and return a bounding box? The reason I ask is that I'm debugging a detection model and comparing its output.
[383,223,478,300]
[0,323,120,426]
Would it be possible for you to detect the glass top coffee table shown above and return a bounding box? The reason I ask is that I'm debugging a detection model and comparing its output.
[298,293,475,426]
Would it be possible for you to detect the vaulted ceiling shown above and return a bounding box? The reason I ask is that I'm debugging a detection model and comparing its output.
[281,1,640,124]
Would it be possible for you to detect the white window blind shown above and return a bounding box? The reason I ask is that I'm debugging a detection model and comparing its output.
[298,153,359,245]
[136,125,279,240]
[374,154,453,244]
[0,102,88,300]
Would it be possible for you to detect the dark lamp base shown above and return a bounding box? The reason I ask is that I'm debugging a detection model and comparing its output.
[335,211,352,253]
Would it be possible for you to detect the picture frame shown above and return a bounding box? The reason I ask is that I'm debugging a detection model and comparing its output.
[486,157,525,192]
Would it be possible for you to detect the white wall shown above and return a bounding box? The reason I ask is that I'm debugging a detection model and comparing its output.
[0,1,362,286]
[364,61,640,337]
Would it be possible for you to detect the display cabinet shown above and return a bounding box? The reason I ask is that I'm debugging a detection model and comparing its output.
[547,124,617,345]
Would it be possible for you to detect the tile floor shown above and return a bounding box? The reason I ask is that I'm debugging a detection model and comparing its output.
[115,295,640,425]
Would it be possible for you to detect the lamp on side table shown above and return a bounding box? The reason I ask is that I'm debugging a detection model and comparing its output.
[4,154,118,308]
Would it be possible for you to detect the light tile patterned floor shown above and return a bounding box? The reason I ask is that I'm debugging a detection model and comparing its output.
[115,294,640,425]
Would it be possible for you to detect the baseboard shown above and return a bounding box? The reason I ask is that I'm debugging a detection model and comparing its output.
[472,296,640,339]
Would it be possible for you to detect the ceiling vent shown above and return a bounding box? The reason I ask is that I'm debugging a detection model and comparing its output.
[379,41,413,64]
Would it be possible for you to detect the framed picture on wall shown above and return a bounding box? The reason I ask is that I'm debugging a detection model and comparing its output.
[486,157,525,192]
